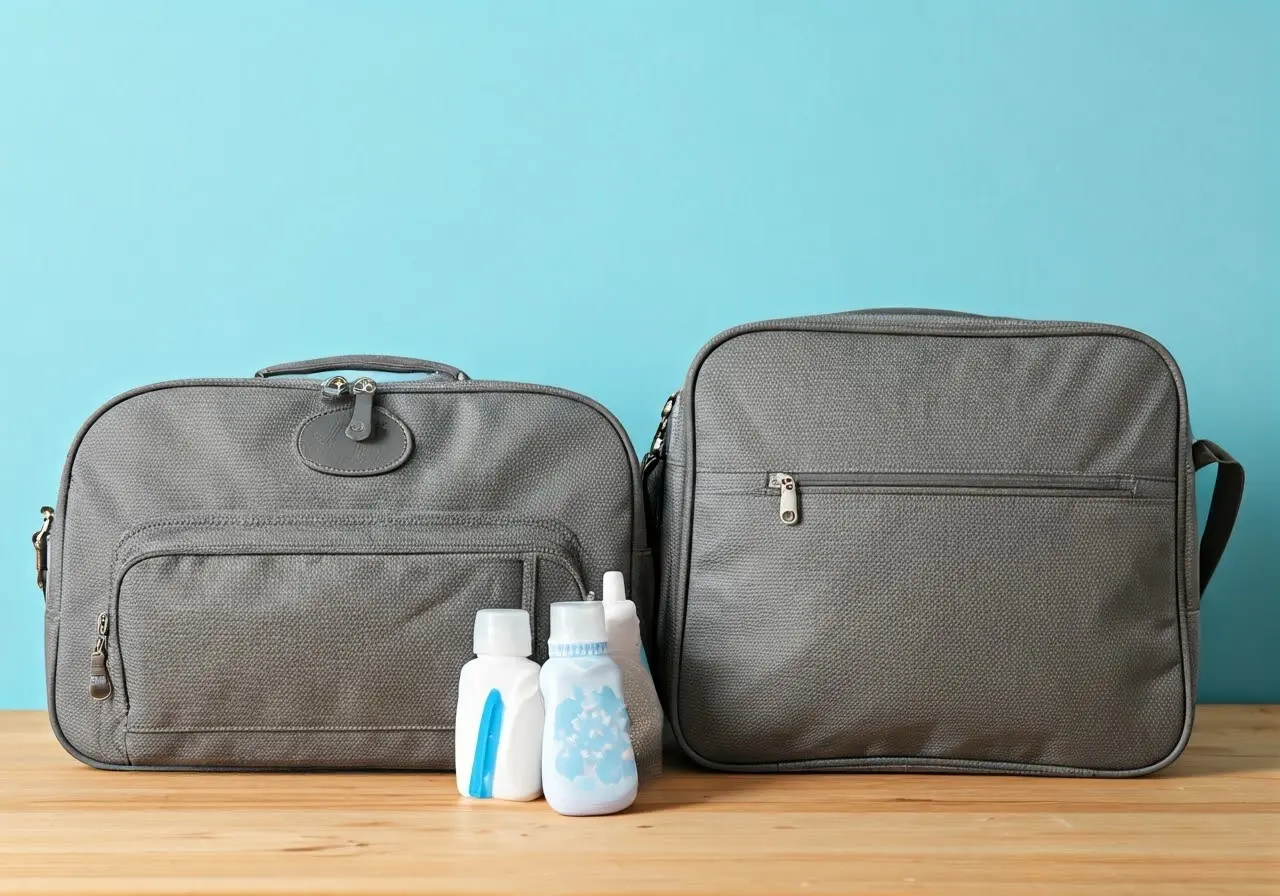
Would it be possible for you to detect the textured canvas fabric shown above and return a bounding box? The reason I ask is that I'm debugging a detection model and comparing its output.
[46,376,646,769]
[655,312,1202,776]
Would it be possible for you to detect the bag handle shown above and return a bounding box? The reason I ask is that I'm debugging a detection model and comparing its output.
[254,354,469,381]
[843,307,988,318]
[1192,439,1245,596]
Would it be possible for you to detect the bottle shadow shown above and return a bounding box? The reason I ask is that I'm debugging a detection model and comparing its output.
[623,748,786,815]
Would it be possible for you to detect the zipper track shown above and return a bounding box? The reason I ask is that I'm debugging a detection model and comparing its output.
[112,513,589,573]
[115,543,587,602]
[753,470,1161,527]
[768,471,1142,495]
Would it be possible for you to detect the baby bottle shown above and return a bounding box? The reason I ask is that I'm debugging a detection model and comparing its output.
[540,601,638,816]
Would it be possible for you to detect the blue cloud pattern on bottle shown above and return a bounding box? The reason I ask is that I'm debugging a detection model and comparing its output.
[552,684,637,788]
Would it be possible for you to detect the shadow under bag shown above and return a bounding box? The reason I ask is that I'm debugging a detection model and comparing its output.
[645,311,1244,776]
[38,355,651,770]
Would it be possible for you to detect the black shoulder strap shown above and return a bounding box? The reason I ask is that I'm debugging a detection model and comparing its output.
[1192,439,1245,596]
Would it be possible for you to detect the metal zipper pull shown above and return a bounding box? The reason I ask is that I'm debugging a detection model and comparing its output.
[769,473,799,525]
[89,612,112,700]
[346,377,377,442]
[640,391,679,476]
[318,375,377,442]
[320,375,349,399]
[32,506,53,595]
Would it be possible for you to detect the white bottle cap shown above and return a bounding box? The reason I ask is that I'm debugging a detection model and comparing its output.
[548,600,607,646]
[602,571,626,604]
[473,609,532,657]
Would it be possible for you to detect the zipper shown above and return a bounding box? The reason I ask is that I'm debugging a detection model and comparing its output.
[766,471,1143,527]
[321,375,378,442]
[95,516,589,699]
[90,612,112,700]
[769,473,799,524]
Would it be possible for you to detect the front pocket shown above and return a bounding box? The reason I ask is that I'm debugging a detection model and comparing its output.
[106,516,585,768]
[679,470,1183,772]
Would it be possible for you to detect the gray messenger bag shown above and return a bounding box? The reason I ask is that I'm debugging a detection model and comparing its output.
[646,310,1244,776]
[37,355,651,769]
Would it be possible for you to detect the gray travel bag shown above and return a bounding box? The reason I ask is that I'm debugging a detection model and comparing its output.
[646,311,1244,776]
[37,355,651,769]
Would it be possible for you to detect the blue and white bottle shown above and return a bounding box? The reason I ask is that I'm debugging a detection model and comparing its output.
[455,609,544,802]
[540,601,638,816]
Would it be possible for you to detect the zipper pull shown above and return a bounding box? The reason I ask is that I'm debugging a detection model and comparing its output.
[640,391,679,475]
[318,375,378,442]
[32,506,53,595]
[89,613,112,700]
[320,375,349,399]
[346,377,377,442]
[769,473,799,525]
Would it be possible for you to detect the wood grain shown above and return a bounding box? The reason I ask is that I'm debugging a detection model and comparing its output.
[1,707,1277,895]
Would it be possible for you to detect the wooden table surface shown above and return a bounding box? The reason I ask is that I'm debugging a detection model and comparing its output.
[1,707,1278,895]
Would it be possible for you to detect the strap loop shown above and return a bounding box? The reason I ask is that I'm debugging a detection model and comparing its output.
[1192,439,1245,596]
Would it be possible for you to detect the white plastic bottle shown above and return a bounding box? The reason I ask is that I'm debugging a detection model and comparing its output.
[601,571,664,780]
[540,601,638,816]
[454,609,544,801]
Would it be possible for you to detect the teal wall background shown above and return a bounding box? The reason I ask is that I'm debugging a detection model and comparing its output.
[2,2,1276,708]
